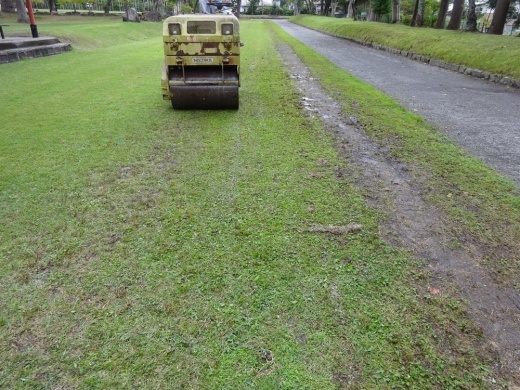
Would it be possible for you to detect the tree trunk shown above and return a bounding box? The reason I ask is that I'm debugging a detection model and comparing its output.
[236,0,241,17]
[347,0,355,18]
[104,0,113,13]
[48,0,57,13]
[16,0,29,22]
[323,0,332,15]
[487,0,511,34]
[465,0,477,31]
[414,0,425,26]
[1,0,17,12]
[435,0,449,28]
[391,0,400,23]
[447,0,464,30]
[410,0,419,26]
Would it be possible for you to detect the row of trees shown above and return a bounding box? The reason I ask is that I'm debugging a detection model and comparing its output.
[235,0,517,34]
[307,0,518,34]
[416,0,518,33]
[1,0,517,34]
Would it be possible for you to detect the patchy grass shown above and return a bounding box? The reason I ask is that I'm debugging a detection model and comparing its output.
[290,15,520,80]
[271,21,520,289]
[0,17,503,388]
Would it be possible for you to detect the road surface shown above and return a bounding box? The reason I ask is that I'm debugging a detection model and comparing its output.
[274,20,520,186]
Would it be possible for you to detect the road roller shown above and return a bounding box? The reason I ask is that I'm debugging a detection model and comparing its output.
[161,7,242,110]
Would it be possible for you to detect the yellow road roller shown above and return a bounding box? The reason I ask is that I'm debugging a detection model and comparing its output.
[161,9,242,109]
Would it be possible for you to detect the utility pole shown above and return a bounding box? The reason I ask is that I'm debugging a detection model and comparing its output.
[26,0,39,38]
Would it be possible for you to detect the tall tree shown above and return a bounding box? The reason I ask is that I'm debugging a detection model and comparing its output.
[487,0,511,34]
[48,0,58,13]
[415,0,425,25]
[435,0,449,28]
[410,0,424,26]
[391,0,400,23]
[104,0,113,13]
[347,0,356,18]
[446,0,464,29]
[322,0,332,15]
[410,0,418,25]
[465,0,477,31]
[15,0,29,22]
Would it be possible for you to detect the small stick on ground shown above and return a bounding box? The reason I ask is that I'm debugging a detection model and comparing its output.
[302,223,363,235]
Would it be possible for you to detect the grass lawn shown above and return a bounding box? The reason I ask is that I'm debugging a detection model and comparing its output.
[0,13,159,50]
[0,15,513,388]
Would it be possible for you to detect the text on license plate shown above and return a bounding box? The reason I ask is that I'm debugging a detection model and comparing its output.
[193,58,214,63]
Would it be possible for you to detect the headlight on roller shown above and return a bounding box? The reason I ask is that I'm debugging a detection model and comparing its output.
[221,24,233,35]
[169,23,181,35]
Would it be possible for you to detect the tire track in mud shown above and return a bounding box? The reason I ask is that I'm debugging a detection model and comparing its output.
[275,42,520,386]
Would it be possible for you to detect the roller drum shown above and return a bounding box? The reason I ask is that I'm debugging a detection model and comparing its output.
[170,86,239,110]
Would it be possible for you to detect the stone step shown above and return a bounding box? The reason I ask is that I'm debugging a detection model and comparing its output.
[0,42,72,64]
[0,37,61,50]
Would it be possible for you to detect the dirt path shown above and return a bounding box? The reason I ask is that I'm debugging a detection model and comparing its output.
[274,40,520,387]
[274,20,520,187]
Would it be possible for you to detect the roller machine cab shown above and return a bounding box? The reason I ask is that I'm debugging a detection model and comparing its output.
[161,8,242,110]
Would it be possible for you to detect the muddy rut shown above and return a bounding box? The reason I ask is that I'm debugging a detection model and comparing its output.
[275,42,520,386]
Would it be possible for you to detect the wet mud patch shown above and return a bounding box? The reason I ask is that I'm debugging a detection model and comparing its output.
[275,41,520,385]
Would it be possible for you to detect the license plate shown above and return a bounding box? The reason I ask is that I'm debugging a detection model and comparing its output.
[193,58,214,63]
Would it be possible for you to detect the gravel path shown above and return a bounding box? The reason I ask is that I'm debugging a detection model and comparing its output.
[274,20,520,186]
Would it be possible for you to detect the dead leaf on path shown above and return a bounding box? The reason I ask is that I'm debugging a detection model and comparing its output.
[428,287,441,295]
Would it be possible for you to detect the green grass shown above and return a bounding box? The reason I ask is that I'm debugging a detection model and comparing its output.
[0,16,509,388]
[290,15,520,80]
[0,14,161,50]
